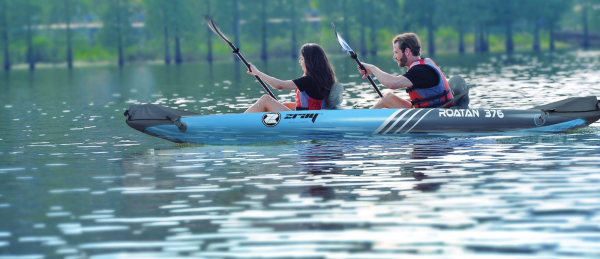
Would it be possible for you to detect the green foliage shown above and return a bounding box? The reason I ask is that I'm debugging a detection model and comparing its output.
[97,0,137,49]
[2,0,600,68]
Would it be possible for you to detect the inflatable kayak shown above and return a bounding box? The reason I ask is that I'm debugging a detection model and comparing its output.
[124,96,600,145]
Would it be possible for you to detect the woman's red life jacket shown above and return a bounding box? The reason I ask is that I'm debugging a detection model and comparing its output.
[294,73,325,110]
[405,58,454,108]
[295,90,325,110]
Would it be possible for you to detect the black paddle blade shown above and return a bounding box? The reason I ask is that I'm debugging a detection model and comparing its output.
[331,22,353,53]
[205,14,230,43]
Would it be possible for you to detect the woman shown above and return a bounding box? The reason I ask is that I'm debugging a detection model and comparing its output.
[244,43,342,113]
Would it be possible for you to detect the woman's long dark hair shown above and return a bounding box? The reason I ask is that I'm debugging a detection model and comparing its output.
[301,43,337,96]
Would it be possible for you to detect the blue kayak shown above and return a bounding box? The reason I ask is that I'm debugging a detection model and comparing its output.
[124,96,600,145]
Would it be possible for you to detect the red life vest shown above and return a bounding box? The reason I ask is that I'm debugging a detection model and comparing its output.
[295,90,325,110]
[295,74,325,110]
[405,58,454,108]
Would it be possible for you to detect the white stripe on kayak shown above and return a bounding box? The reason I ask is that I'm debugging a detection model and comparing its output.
[381,109,414,134]
[392,109,423,134]
[372,109,405,134]
[403,108,434,134]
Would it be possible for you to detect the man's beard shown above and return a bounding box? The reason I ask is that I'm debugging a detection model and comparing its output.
[399,53,408,67]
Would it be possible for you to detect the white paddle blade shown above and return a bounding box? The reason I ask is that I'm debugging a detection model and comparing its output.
[205,14,230,42]
[336,32,353,52]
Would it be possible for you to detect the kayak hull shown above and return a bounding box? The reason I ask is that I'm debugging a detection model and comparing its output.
[125,97,600,145]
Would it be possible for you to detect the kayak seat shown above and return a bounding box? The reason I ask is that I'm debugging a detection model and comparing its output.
[325,82,344,110]
[448,75,470,109]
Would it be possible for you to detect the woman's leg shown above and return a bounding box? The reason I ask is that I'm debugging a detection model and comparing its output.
[371,92,412,109]
[244,95,291,113]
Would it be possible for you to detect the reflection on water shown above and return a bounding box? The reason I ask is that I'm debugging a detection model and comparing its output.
[1,51,600,258]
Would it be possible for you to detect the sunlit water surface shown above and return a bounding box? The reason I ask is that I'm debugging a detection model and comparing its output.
[1,50,600,258]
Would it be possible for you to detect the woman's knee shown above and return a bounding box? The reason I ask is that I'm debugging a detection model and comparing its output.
[259,94,275,101]
[256,94,273,103]
[382,92,399,101]
[383,92,396,98]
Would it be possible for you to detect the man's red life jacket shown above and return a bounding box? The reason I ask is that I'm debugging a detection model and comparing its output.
[405,58,454,108]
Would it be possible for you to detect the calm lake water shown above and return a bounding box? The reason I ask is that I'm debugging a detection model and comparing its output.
[1,50,600,258]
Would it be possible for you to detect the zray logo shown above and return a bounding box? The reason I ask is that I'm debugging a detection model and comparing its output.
[284,113,320,123]
[262,112,281,127]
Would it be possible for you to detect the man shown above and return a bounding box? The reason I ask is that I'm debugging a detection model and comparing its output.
[358,33,454,109]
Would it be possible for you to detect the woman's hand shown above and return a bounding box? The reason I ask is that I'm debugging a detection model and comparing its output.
[247,63,260,76]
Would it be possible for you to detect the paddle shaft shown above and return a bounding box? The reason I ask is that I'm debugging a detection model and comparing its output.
[228,43,277,100]
[351,51,383,98]
[205,15,277,100]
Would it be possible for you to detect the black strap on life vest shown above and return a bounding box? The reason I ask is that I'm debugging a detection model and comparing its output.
[411,89,453,108]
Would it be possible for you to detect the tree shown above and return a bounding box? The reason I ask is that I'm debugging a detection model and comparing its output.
[48,0,87,68]
[233,0,240,62]
[581,0,589,49]
[1,0,10,71]
[206,0,212,62]
[440,0,474,54]
[487,0,522,53]
[524,0,572,51]
[359,0,367,56]
[98,0,136,66]
[403,0,440,56]
[144,0,200,65]
[64,0,73,68]
[11,0,43,70]
[368,0,378,56]
[468,1,494,53]
[144,0,172,64]
[290,0,297,59]
[260,0,267,61]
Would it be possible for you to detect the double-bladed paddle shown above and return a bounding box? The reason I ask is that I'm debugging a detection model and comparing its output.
[332,23,383,98]
[205,14,277,100]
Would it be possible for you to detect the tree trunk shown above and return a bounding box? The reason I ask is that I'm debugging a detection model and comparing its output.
[484,30,489,52]
[206,0,212,62]
[474,27,481,53]
[290,0,296,59]
[533,20,540,51]
[163,26,170,64]
[359,0,366,57]
[26,3,34,70]
[549,23,555,51]
[116,0,123,67]
[458,26,465,54]
[174,1,182,65]
[391,0,401,38]
[427,15,435,56]
[163,8,170,64]
[582,0,589,49]
[260,0,267,61]
[233,0,239,62]
[1,0,8,71]
[174,34,182,64]
[475,26,488,53]
[27,27,34,70]
[369,0,376,56]
[505,20,513,53]
[342,0,349,48]
[65,0,72,68]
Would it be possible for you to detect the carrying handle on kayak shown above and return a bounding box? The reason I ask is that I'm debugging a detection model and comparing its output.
[166,116,187,132]
[332,23,383,98]
[205,14,277,100]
